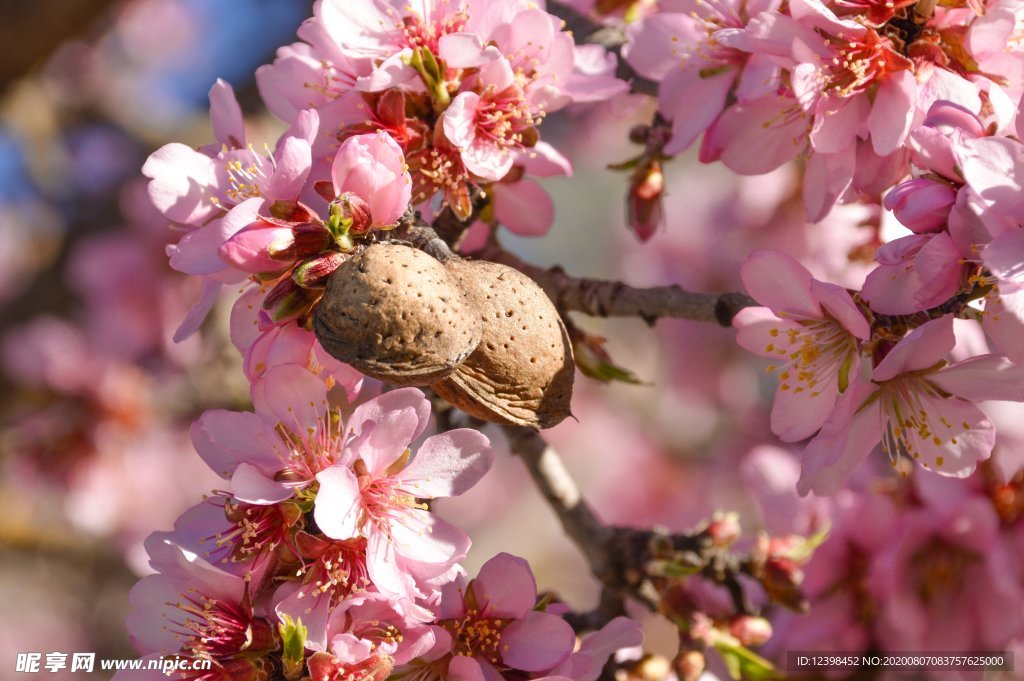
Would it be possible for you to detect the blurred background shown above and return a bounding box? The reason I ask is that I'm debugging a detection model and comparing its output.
[2,2,1022,680]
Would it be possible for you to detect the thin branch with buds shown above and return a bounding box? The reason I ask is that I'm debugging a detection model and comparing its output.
[502,426,768,627]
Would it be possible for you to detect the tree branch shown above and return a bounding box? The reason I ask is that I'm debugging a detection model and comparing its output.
[503,426,764,625]
[481,242,755,327]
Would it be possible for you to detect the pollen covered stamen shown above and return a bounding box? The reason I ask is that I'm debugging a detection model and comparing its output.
[765,319,856,397]
[443,609,507,664]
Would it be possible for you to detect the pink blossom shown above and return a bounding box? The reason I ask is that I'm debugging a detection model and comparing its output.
[443,56,536,182]
[623,1,780,156]
[883,178,957,233]
[733,250,869,442]
[144,82,316,229]
[870,493,1024,652]
[331,132,413,227]
[191,365,391,502]
[312,402,494,597]
[860,232,965,315]
[125,538,276,679]
[799,316,1024,495]
[435,553,576,679]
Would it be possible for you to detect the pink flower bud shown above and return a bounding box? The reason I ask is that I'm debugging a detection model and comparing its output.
[729,615,773,647]
[883,178,956,233]
[331,132,412,228]
[922,101,985,138]
[707,512,741,547]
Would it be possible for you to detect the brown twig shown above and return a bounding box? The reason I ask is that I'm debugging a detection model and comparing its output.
[503,426,762,626]
[481,242,755,327]
[391,216,754,327]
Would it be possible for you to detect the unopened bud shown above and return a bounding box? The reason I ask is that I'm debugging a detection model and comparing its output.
[269,199,313,223]
[628,160,664,242]
[262,277,321,323]
[267,223,332,262]
[278,614,307,680]
[378,88,407,128]
[707,512,741,547]
[330,192,373,236]
[729,615,773,647]
[674,651,705,681]
[292,251,348,288]
[763,556,808,612]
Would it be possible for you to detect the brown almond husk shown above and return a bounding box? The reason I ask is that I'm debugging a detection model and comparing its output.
[432,259,574,429]
[313,243,482,386]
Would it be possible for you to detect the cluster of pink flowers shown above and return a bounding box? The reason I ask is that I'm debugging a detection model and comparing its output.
[122,2,646,678]
[624,0,1023,220]
[745,447,1024,664]
[144,0,626,384]
[620,0,1024,495]
[120,372,641,679]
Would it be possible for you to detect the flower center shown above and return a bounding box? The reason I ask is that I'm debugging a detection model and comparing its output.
[474,85,536,152]
[826,30,912,97]
[299,537,372,603]
[878,375,959,468]
[166,591,254,661]
[400,8,468,54]
[442,609,507,664]
[765,318,856,397]
[911,539,976,603]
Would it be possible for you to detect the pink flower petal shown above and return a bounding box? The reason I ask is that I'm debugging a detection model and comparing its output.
[906,391,994,477]
[474,552,536,619]
[347,388,431,443]
[191,409,286,479]
[797,381,880,496]
[982,291,1024,365]
[447,656,487,681]
[251,364,329,434]
[209,79,245,148]
[390,509,469,566]
[930,355,1024,403]
[771,372,842,443]
[733,307,805,359]
[173,278,221,342]
[443,92,480,149]
[265,136,312,201]
[346,406,422,474]
[142,143,219,226]
[493,180,554,237]
[868,70,915,156]
[501,610,575,671]
[810,280,870,339]
[872,316,956,382]
[661,67,734,156]
[231,462,293,504]
[313,465,362,540]
[700,95,807,175]
[400,429,494,498]
[740,250,821,319]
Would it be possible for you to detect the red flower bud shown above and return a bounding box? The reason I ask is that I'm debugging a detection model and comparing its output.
[292,251,348,288]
